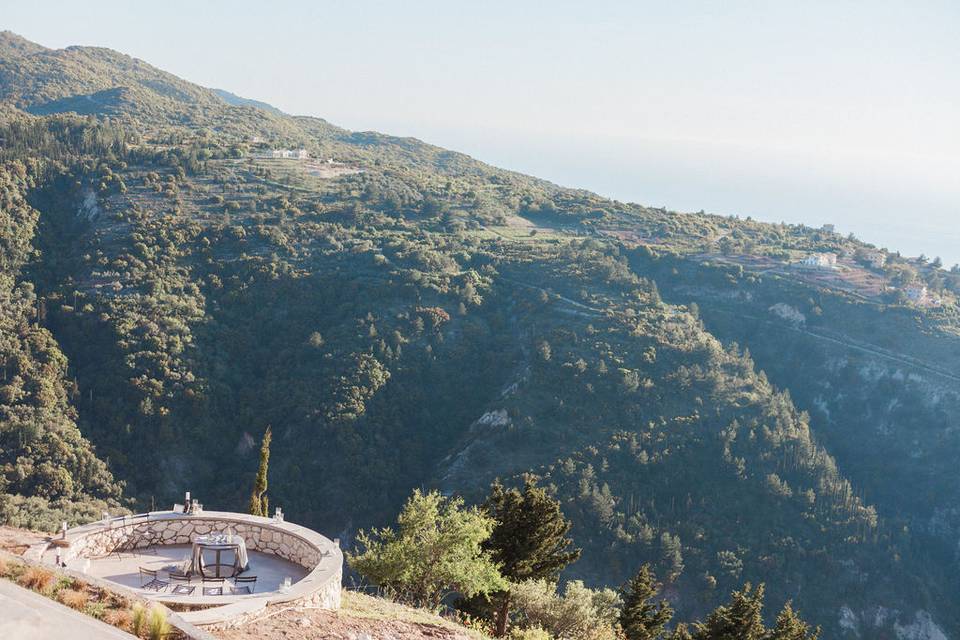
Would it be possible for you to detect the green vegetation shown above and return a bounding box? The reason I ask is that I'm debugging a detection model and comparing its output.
[619,565,673,640]
[479,479,581,635]
[0,30,958,637]
[352,486,819,639]
[348,489,506,610]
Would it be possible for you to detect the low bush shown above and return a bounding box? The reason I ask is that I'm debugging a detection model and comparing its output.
[104,608,133,631]
[18,566,56,594]
[85,602,107,620]
[59,588,89,610]
[509,627,552,640]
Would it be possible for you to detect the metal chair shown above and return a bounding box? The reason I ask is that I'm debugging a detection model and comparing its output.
[139,567,168,591]
[169,571,195,595]
[230,575,257,595]
[202,577,224,596]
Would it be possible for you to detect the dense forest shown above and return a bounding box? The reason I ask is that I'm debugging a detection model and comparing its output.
[1,31,958,638]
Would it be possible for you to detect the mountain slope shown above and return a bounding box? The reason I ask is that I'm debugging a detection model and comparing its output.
[210,88,284,115]
[0,32,957,638]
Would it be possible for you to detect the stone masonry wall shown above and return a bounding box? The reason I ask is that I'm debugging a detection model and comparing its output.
[66,518,323,570]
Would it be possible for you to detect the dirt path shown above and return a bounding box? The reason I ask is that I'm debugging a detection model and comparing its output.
[0,527,46,556]
[708,308,960,383]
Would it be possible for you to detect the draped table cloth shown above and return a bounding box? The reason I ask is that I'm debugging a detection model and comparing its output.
[189,534,249,578]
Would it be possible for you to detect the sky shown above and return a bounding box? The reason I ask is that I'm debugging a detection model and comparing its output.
[5,1,960,263]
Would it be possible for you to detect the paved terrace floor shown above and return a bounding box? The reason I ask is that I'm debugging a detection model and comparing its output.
[74,544,308,602]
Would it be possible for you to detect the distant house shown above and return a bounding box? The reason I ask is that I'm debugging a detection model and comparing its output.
[821,224,836,233]
[904,282,928,304]
[800,252,838,269]
[864,250,886,269]
[258,148,310,160]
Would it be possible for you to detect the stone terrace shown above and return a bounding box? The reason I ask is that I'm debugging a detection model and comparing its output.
[30,510,343,630]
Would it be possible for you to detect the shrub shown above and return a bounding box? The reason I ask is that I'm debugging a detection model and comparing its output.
[58,588,89,610]
[85,602,106,620]
[104,608,133,631]
[147,604,171,640]
[510,579,620,640]
[510,627,553,640]
[54,575,75,593]
[348,489,506,610]
[18,566,56,594]
[132,602,147,637]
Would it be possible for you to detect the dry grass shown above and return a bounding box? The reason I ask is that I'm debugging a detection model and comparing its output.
[18,566,55,593]
[132,602,148,637]
[104,608,134,631]
[0,557,7,577]
[342,591,490,639]
[58,588,90,610]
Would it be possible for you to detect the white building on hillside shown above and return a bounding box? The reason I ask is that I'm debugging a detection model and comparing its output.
[258,148,310,160]
[801,252,838,269]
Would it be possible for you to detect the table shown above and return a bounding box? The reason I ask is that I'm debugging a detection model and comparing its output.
[190,535,249,578]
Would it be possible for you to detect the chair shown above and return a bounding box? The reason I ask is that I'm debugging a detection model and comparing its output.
[139,567,168,592]
[169,571,195,596]
[202,577,224,596]
[230,575,257,595]
[108,538,139,560]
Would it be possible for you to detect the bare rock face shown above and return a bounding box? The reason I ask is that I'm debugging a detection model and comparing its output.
[473,408,511,429]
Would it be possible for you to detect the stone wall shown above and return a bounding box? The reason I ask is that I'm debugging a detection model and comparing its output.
[65,517,323,570]
[46,511,343,623]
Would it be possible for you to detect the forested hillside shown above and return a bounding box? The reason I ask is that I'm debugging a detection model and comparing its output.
[0,31,957,638]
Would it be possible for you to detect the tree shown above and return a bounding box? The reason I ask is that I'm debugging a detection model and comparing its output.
[248,426,271,516]
[348,489,506,610]
[619,564,673,640]
[482,479,582,635]
[767,602,820,640]
[669,625,693,640]
[692,583,766,640]
[510,579,620,640]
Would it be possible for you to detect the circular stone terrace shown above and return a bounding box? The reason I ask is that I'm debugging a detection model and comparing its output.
[30,510,343,628]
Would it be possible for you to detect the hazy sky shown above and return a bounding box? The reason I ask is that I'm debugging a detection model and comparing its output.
[6,1,960,262]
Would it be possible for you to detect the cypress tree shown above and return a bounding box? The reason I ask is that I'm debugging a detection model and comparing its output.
[619,564,673,640]
[481,478,581,636]
[248,426,272,516]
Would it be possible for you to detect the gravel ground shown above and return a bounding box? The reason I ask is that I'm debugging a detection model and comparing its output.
[215,592,484,640]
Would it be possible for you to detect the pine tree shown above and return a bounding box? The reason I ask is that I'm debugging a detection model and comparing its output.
[248,426,272,516]
[669,624,693,640]
[692,583,766,640]
[619,564,673,640]
[480,478,582,636]
[767,602,820,640]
